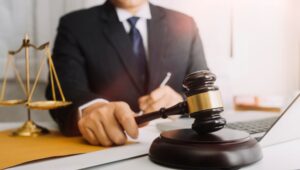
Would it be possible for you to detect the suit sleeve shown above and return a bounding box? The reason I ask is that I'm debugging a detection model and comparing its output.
[46,17,99,136]
[186,19,209,74]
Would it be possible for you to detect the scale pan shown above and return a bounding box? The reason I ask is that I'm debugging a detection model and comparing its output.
[27,101,72,110]
[0,99,27,106]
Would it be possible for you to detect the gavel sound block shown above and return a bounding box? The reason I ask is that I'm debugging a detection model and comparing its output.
[135,70,262,169]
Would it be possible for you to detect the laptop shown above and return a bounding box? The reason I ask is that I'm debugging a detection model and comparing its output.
[156,92,300,147]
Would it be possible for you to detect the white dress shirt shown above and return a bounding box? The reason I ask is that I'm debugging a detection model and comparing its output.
[78,2,152,117]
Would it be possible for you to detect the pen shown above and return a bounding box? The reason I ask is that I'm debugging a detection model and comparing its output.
[138,72,172,115]
[159,72,172,88]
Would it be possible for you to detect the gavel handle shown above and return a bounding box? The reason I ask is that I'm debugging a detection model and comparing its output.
[135,102,188,125]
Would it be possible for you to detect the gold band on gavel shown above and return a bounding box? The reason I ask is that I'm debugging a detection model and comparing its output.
[187,90,223,113]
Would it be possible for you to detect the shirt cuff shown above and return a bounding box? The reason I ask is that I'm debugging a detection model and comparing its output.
[78,98,109,118]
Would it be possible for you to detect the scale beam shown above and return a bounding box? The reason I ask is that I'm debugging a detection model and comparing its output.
[0,35,72,136]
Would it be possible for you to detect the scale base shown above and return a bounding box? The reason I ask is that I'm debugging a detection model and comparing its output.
[13,120,49,137]
[149,129,262,169]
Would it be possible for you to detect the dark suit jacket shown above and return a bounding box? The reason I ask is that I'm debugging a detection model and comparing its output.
[46,1,208,136]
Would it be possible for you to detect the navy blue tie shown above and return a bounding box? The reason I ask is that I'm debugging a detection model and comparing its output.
[127,17,148,93]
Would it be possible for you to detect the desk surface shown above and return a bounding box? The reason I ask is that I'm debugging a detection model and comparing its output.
[3,111,300,170]
[87,139,300,170]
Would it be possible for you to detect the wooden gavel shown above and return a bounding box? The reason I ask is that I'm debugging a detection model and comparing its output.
[135,70,226,134]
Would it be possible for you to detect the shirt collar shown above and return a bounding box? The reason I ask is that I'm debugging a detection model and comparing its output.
[115,2,152,22]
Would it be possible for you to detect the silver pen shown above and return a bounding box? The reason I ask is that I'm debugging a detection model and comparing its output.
[138,72,172,116]
[159,72,172,88]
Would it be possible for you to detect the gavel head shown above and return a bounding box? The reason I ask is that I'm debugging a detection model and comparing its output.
[183,70,226,134]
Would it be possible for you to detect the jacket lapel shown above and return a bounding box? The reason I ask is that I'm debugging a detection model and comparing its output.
[99,2,144,94]
[147,4,168,92]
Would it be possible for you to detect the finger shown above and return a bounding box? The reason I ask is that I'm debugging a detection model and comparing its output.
[78,118,99,145]
[138,95,150,111]
[92,120,113,146]
[146,87,168,108]
[82,126,99,145]
[149,86,183,110]
[99,105,127,145]
[85,111,114,146]
[114,102,139,139]
[139,87,167,111]
[149,86,166,101]
[138,95,148,104]
[144,88,169,113]
[144,94,169,113]
[85,128,100,145]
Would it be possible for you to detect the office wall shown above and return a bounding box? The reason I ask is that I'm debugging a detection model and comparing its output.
[297,0,300,87]
[231,0,299,96]
[0,0,299,110]
[0,1,34,78]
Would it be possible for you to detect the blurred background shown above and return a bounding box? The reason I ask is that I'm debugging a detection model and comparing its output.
[0,0,299,122]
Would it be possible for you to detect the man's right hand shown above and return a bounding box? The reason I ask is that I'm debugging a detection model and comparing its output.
[77,102,139,146]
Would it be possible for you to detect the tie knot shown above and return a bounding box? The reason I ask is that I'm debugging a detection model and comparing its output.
[127,17,139,28]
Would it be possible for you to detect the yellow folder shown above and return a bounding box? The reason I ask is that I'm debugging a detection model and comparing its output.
[0,129,113,169]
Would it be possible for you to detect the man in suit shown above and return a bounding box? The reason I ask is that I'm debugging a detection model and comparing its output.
[46,0,208,146]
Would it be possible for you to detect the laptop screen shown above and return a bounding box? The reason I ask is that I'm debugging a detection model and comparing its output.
[260,92,300,147]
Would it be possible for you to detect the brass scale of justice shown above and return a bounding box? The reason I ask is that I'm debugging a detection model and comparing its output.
[0,35,71,136]
[0,35,262,169]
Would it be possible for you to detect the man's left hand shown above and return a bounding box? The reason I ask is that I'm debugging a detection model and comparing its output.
[138,86,183,113]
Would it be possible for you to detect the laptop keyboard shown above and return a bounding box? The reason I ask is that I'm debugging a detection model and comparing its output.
[226,117,278,134]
